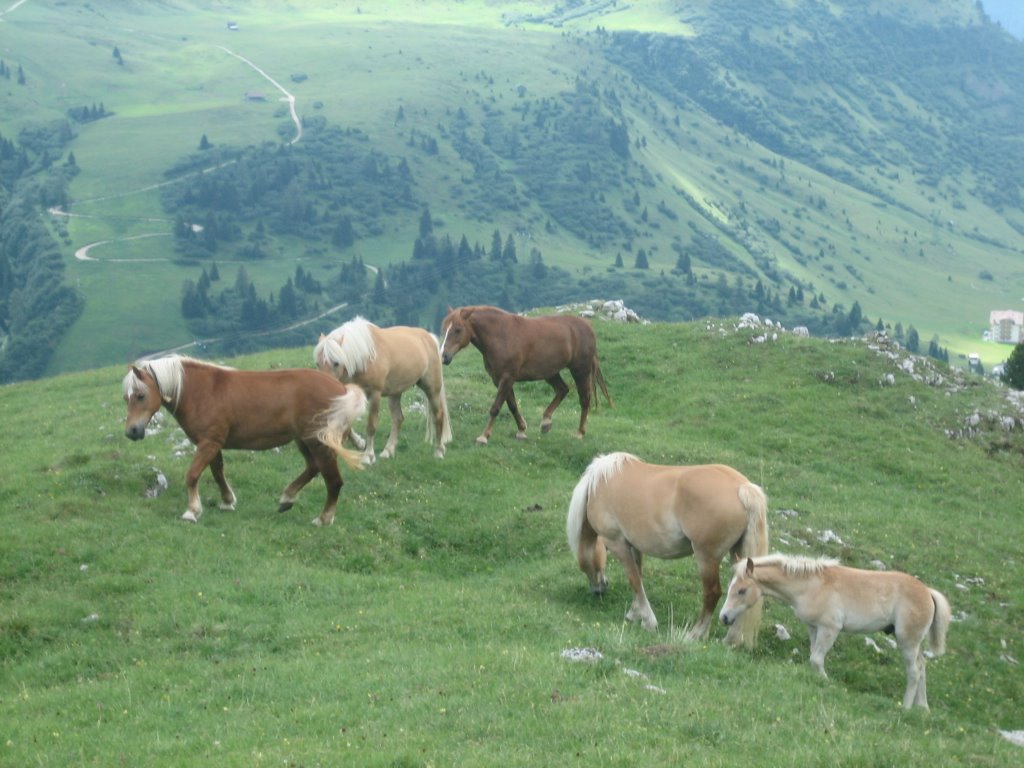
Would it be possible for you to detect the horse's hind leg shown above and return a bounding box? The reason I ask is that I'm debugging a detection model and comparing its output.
[310,446,343,527]
[540,374,570,434]
[208,450,236,511]
[899,637,929,709]
[360,391,382,464]
[379,394,403,460]
[279,441,320,514]
[569,368,593,438]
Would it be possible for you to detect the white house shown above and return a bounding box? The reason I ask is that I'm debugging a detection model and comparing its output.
[989,310,1024,344]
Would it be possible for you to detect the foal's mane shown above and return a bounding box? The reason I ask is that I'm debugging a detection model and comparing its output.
[320,316,378,375]
[746,553,840,578]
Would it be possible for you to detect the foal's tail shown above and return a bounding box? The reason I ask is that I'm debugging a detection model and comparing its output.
[317,385,369,470]
[928,588,951,657]
[729,482,770,649]
[590,357,614,409]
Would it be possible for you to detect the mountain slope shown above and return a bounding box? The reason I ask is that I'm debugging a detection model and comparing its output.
[0,0,1022,378]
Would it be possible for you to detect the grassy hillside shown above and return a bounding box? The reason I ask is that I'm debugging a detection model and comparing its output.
[1,318,1022,765]
[1,0,1023,377]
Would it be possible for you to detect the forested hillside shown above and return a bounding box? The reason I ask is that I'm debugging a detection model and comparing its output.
[0,0,1022,381]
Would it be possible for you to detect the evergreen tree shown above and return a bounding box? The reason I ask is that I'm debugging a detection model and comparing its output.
[502,234,517,263]
[489,230,503,262]
[1001,341,1024,390]
[634,248,649,269]
[198,134,212,151]
[906,326,920,353]
[419,206,433,239]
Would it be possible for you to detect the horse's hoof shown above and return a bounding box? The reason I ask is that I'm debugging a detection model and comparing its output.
[312,516,334,526]
[278,501,294,513]
[219,502,236,511]
[181,511,198,523]
[475,436,489,446]
[540,421,552,434]
[514,431,528,441]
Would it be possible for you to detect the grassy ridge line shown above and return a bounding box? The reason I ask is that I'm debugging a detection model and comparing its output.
[1,320,1022,765]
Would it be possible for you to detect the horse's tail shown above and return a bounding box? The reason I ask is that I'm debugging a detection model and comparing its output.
[317,385,368,470]
[590,357,614,409]
[730,482,770,649]
[927,588,951,657]
[425,339,454,448]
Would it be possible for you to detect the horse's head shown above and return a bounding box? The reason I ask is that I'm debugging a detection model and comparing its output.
[440,307,473,365]
[122,364,163,441]
[719,558,762,627]
[314,333,349,380]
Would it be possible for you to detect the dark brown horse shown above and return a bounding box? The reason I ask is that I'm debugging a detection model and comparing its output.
[122,355,366,526]
[440,305,612,444]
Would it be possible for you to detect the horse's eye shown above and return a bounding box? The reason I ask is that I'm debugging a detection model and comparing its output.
[737,588,747,596]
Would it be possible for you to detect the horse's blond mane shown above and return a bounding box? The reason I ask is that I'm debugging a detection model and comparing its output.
[745,553,840,578]
[583,452,639,497]
[123,355,231,407]
[319,316,378,375]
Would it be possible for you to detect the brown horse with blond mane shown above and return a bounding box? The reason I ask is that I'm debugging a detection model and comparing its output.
[314,316,452,463]
[122,355,366,526]
[440,305,611,444]
[567,452,769,648]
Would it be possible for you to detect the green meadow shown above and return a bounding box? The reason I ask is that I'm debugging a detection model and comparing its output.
[1,319,1021,765]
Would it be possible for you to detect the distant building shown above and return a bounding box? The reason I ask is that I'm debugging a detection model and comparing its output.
[227,21,239,31]
[245,92,266,102]
[989,310,1024,344]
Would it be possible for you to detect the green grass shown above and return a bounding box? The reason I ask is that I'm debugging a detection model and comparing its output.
[1,319,1022,765]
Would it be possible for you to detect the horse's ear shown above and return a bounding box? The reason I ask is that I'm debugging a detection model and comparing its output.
[745,558,755,576]
[130,364,144,378]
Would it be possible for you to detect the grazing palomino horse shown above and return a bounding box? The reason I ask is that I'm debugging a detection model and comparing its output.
[720,554,951,709]
[315,316,452,463]
[440,305,612,444]
[122,355,367,526]
[566,452,769,648]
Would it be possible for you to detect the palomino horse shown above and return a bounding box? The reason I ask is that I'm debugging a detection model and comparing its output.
[566,452,769,648]
[315,317,452,463]
[440,305,612,444]
[719,554,951,709]
[122,355,367,526]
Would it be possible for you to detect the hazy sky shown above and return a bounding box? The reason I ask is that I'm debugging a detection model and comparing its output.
[983,0,1024,38]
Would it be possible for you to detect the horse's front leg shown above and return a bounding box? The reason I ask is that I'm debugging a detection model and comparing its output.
[208,450,236,511]
[606,540,657,630]
[379,394,404,459]
[182,441,221,522]
[478,378,523,444]
[361,391,382,464]
[807,624,840,678]
[541,374,570,434]
[279,441,320,513]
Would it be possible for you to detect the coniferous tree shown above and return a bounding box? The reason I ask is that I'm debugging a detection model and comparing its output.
[1002,341,1024,390]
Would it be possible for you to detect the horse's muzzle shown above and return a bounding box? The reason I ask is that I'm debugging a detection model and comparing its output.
[441,353,453,366]
[125,424,147,441]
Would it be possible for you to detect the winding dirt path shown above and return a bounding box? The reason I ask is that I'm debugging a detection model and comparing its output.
[218,45,302,144]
